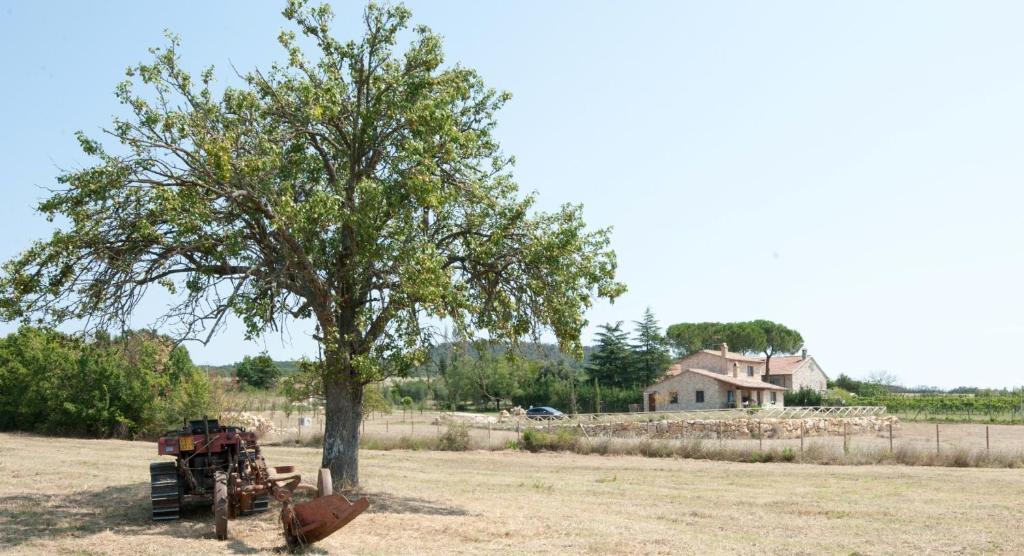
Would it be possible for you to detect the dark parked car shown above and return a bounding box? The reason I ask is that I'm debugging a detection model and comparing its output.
[525,406,566,420]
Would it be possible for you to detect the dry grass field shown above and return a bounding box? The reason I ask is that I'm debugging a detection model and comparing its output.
[1,432,1022,555]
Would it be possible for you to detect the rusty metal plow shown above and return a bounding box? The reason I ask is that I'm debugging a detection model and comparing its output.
[269,467,369,548]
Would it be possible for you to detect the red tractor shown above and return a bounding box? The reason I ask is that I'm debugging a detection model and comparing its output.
[150,417,367,547]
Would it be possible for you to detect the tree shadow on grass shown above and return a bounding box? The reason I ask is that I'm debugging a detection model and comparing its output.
[0,482,276,553]
[361,490,472,516]
[0,482,444,552]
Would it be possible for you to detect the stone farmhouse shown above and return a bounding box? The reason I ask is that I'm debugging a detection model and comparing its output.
[642,343,828,411]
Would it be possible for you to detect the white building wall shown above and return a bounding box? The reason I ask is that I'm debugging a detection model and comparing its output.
[790,359,828,393]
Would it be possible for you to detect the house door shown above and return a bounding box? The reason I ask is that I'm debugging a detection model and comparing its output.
[648,393,656,412]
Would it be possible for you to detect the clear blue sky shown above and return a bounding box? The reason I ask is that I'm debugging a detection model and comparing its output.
[2,1,1022,388]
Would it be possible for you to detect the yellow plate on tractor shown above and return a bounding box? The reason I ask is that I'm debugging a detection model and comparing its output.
[179,435,195,451]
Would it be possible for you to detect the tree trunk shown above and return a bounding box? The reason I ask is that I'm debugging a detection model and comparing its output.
[322,360,363,490]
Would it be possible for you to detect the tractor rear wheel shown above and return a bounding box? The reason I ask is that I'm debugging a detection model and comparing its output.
[214,471,229,540]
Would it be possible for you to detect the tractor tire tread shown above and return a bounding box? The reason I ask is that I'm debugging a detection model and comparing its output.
[149,461,181,521]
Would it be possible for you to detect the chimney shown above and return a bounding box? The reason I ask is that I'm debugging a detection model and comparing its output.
[720,342,728,359]
[801,348,807,361]
[732,361,739,378]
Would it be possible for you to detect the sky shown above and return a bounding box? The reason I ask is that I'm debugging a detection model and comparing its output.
[1,1,1022,388]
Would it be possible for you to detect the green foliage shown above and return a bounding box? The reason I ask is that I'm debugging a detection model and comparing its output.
[0,1,623,380]
[362,385,392,415]
[747,320,803,360]
[666,320,802,357]
[0,1,624,483]
[391,379,430,403]
[587,322,636,388]
[439,345,522,410]
[664,322,728,355]
[826,387,856,404]
[280,359,325,403]
[234,353,281,389]
[784,387,823,406]
[631,308,672,387]
[856,392,1024,421]
[829,373,890,397]
[0,326,216,438]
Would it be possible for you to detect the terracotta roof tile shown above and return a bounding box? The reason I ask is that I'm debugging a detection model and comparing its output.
[767,356,806,376]
[684,367,786,391]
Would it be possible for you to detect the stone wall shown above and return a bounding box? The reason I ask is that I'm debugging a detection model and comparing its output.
[645,371,726,411]
[569,415,899,440]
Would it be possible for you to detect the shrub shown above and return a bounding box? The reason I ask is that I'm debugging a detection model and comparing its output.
[521,428,547,452]
[439,424,471,451]
[638,439,674,458]
[520,428,579,452]
[785,387,823,406]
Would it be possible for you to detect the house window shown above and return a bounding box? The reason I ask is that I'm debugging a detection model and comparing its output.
[747,365,754,377]
[726,390,734,404]
[669,391,679,404]
[770,391,777,404]
[769,376,782,386]
[695,390,704,403]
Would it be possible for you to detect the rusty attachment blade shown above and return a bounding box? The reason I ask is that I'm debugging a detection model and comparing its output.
[284,494,369,547]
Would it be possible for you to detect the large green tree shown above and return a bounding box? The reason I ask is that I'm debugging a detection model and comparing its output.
[234,353,282,389]
[0,2,623,487]
[665,320,803,378]
[632,308,670,385]
[587,322,636,388]
[745,319,803,378]
[664,321,727,356]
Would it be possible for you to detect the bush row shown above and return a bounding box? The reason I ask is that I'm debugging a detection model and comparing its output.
[0,326,217,438]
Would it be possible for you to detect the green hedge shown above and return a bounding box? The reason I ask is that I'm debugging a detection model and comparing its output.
[0,326,216,438]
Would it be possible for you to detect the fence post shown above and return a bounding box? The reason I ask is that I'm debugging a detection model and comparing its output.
[386,419,389,433]
[758,425,763,451]
[488,422,492,446]
[800,421,804,453]
[935,423,940,454]
[888,420,893,453]
[843,422,849,454]
[986,425,990,452]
